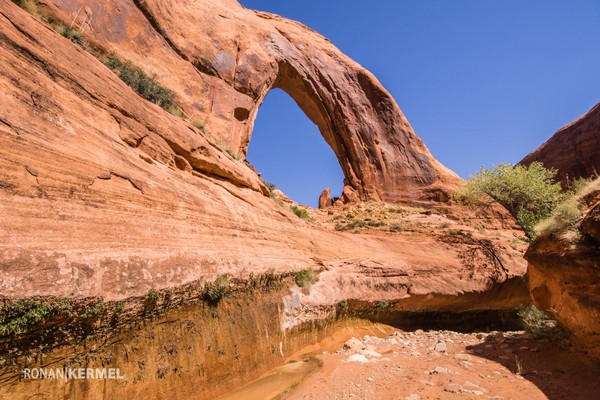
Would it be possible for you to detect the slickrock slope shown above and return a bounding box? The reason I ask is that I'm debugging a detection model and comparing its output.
[526,186,600,359]
[0,0,523,308]
[521,102,600,187]
[0,1,527,398]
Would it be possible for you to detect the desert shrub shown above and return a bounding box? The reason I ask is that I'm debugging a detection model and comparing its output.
[291,205,309,219]
[56,25,83,46]
[224,147,239,160]
[0,298,98,335]
[518,304,564,338]
[335,220,364,231]
[294,268,319,291]
[535,201,581,236]
[210,138,239,160]
[188,119,206,133]
[386,222,405,232]
[565,175,598,194]
[456,162,563,239]
[535,177,600,237]
[0,299,51,335]
[11,0,27,8]
[104,56,176,110]
[335,219,387,232]
[202,275,229,304]
[80,299,105,319]
[145,288,160,303]
[374,301,394,310]
[261,179,277,198]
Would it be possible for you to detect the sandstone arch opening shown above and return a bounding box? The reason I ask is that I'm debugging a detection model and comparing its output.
[246,88,344,207]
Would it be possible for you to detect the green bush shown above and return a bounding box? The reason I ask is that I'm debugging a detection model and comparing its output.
[291,205,309,220]
[294,268,319,291]
[374,301,394,310]
[516,209,540,239]
[146,288,160,303]
[0,299,51,335]
[456,162,563,239]
[518,304,564,338]
[261,179,277,198]
[202,275,229,304]
[104,56,176,110]
[535,177,600,237]
[80,299,105,319]
[56,25,83,46]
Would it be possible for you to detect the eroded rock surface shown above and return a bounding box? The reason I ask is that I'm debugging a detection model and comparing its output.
[521,102,600,187]
[0,1,528,398]
[0,0,522,305]
[44,0,460,202]
[526,189,600,359]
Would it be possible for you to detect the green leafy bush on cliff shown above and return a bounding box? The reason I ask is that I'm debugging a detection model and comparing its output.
[0,299,52,335]
[104,56,176,110]
[290,205,310,220]
[518,304,565,338]
[456,162,563,239]
[261,178,277,199]
[535,176,599,238]
[202,275,230,304]
[294,268,319,292]
[56,25,84,46]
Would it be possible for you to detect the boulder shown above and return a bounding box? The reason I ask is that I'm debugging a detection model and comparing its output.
[318,188,333,209]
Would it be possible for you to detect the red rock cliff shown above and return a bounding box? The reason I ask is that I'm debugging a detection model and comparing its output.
[521,102,600,186]
[0,1,528,398]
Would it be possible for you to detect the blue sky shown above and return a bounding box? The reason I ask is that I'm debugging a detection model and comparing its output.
[240,0,600,206]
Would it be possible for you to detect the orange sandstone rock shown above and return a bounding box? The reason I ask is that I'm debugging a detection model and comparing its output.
[521,102,600,187]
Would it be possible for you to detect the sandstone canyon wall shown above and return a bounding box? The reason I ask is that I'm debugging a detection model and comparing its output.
[46,0,460,203]
[521,102,600,187]
[526,186,600,359]
[522,102,600,360]
[0,0,529,398]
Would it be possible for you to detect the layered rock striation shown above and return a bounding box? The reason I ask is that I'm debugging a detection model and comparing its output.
[0,0,528,397]
[44,0,460,202]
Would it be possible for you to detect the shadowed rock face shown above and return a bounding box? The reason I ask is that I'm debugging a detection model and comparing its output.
[526,189,600,359]
[47,0,459,202]
[521,102,600,187]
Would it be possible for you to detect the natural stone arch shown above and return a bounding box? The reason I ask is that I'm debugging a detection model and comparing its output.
[237,17,461,203]
[50,0,459,203]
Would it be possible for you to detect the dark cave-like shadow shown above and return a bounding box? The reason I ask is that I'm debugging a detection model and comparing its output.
[465,332,600,400]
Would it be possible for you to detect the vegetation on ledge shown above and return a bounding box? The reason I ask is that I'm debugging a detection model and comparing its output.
[291,205,310,219]
[294,268,319,292]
